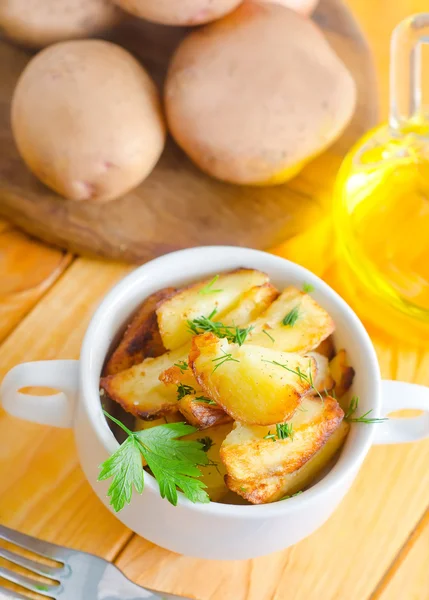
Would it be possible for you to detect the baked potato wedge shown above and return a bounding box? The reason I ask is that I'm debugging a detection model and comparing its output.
[100,346,188,418]
[156,268,269,350]
[248,286,335,353]
[226,419,349,503]
[330,349,355,399]
[190,333,316,425]
[184,423,234,502]
[178,394,232,429]
[104,287,175,376]
[222,282,279,326]
[220,395,344,481]
[307,351,334,393]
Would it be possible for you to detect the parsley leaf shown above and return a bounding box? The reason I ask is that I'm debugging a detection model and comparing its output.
[99,413,210,511]
[98,434,144,513]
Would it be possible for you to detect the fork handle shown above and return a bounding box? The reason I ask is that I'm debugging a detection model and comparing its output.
[1,360,79,428]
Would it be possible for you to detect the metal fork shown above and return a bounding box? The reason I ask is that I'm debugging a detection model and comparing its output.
[0,525,189,600]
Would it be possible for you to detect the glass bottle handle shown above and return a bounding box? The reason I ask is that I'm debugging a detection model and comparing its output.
[390,13,429,131]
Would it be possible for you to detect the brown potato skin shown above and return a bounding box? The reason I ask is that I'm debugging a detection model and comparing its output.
[104,287,176,376]
[178,395,233,430]
[113,0,242,25]
[12,40,166,203]
[165,2,356,185]
[0,0,121,48]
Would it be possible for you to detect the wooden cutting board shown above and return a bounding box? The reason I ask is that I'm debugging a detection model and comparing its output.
[0,0,378,263]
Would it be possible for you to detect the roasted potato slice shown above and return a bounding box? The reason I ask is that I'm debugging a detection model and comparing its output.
[190,333,316,425]
[226,420,350,504]
[100,346,188,418]
[313,335,335,359]
[307,351,334,393]
[222,282,279,326]
[178,394,232,429]
[156,268,269,351]
[104,287,175,376]
[220,395,344,481]
[329,349,355,399]
[184,423,234,502]
[134,412,183,431]
[247,286,335,353]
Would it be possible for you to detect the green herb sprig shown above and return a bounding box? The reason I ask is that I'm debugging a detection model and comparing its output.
[282,490,303,500]
[174,360,189,373]
[345,396,388,424]
[262,329,275,343]
[188,310,253,346]
[197,436,214,452]
[195,396,217,405]
[177,383,196,400]
[212,350,240,372]
[264,423,294,442]
[302,283,314,294]
[198,275,223,295]
[99,411,210,511]
[262,358,323,401]
[282,306,300,327]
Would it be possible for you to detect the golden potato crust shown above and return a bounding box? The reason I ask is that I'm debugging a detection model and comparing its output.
[104,287,175,376]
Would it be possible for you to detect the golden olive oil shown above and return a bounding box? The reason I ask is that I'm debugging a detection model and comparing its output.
[334,125,429,319]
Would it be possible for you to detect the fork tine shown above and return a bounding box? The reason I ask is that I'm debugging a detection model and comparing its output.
[0,526,66,562]
[0,566,57,598]
[0,583,30,600]
[0,548,62,578]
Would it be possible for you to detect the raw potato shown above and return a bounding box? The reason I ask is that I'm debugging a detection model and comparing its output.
[165,2,356,185]
[156,269,269,351]
[190,333,317,425]
[220,395,344,481]
[12,40,166,203]
[104,288,175,376]
[227,420,350,503]
[253,0,319,17]
[0,0,121,48]
[113,0,242,25]
[178,394,232,429]
[248,286,335,353]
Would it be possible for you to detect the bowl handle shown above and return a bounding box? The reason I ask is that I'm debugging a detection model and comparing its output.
[0,360,79,428]
[373,380,429,445]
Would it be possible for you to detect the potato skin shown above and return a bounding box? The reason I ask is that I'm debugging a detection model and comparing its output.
[103,287,176,376]
[113,0,242,25]
[12,40,166,203]
[165,2,356,185]
[0,0,121,48]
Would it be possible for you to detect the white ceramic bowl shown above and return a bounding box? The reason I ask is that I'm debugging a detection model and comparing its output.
[2,247,429,560]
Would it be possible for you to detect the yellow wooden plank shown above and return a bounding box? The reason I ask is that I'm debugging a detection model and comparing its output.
[0,257,132,557]
[374,510,429,600]
[0,224,72,341]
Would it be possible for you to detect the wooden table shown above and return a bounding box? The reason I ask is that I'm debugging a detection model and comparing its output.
[1,2,429,599]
